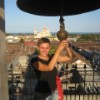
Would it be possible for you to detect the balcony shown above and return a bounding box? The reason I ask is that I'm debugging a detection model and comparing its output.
[8,63,100,100]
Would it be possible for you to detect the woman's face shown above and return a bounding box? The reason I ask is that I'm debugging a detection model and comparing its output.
[38,43,51,57]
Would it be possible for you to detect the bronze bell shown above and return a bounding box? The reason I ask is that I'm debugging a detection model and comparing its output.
[57,16,68,41]
[57,30,68,41]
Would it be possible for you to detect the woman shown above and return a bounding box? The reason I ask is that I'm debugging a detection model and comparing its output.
[31,37,73,100]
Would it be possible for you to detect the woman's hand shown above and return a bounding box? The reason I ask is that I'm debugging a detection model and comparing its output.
[65,40,69,48]
[57,40,67,53]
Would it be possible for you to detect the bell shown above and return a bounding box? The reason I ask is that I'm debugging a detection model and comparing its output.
[57,30,68,41]
[17,0,100,16]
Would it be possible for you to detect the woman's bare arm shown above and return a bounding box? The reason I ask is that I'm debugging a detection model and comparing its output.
[57,41,73,63]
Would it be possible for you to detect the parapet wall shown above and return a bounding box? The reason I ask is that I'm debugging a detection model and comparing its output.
[7,56,29,70]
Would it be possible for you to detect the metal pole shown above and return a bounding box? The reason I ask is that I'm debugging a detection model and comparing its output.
[0,0,9,100]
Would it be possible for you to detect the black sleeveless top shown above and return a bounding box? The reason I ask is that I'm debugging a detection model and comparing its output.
[31,56,57,93]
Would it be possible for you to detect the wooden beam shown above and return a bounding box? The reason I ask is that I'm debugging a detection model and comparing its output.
[0,0,9,100]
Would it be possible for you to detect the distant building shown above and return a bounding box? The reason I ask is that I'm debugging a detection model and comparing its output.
[6,35,20,43]
[33,27,38,35]
[24,41,35,47]
[34,27,52,38]
[67,37,78,42]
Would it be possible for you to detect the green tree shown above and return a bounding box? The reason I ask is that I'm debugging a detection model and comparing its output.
[49,46,57,55]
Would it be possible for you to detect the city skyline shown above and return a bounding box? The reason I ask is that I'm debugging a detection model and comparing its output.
[4,0,100,33]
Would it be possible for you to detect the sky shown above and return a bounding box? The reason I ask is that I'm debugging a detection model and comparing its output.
[4,0,100,33]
